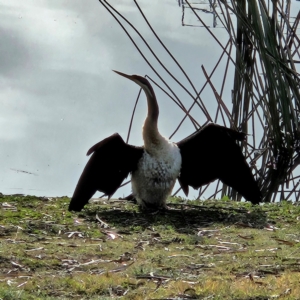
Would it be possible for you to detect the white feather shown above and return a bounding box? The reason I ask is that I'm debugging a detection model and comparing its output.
[131,137,182,208]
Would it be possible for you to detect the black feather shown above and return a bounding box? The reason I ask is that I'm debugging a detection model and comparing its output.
[177,123,261,204]
[69,133,143,211]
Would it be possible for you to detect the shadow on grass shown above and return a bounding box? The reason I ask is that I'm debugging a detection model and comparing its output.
[79,200,267,233]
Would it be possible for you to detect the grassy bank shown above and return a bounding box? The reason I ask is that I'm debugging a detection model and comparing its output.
[1,194,300,299]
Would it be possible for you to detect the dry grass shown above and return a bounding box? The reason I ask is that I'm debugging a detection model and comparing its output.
[1,194,300,299]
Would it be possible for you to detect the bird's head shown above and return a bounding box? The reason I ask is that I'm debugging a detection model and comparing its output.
[113,70,154,99]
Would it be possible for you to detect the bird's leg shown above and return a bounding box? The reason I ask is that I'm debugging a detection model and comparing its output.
[138,201,169,214]
[119,193,137,203]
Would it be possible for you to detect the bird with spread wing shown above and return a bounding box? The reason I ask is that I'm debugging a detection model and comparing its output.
[69,71,261,212]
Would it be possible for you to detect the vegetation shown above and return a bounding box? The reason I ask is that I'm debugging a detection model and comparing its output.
[1,194,300,299]
[99,0,300,202]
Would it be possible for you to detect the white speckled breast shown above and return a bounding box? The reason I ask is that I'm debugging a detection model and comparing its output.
[131,141,182,209]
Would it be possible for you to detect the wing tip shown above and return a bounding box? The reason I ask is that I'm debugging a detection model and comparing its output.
[86,133,124,156]
[178,178,189,197]
[68,200,85,212]
[247,192,263,205]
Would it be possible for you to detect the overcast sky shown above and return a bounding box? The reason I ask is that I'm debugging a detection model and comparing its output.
[1,1,299,199]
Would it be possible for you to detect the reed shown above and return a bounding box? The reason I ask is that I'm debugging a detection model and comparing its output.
[99,0,300,202]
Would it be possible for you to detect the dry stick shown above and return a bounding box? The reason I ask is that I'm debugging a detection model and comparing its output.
[244,147,268,181]
[168,40,232,140]
[99,0,197,130]
[198,186,202,199]
[214,41,234,125]
[100,0,209,128]
[193,0,268,114]
[169,202,249,213]
[231,0,296,104]
[289,154,300,174]
[203,56,249,200]
[146,77,201,131]
[228,3,265,92]
[216,1,269,198]
[277,12,300,79]
[215,1,270,123]
[218,0,237,40]
[276,7,300,97]
[285,174,300,200]
[290,12,300,58]
[172,186,182,197]
[207,187,223,200]
[251,103,256,150]
[231,62,268,158]
[281,182,285,200]
[212,41,234,198]
[181,1,185,26]
[243,92,269,129]
[251,67,266,130]
[185,0,235,65]
[278,0,284,31]
[231,0,296,134]
[278,0,300,52]
[266,3,300,200]
[197,182,211,200]
[286,11,300,55]
[133,0,212,122]
[212,179,221,201]
[201,66,234,127]
[233,2,294,202]
[276,9,300,111]
[169,53,235,197]
[281,3,300,51]
[223,1,260,53]
[284,174,300,183]
[270,188,300,194]
[214,0,238,43]
[252,63,272,192]
[252,89,270,147]
[203,3,264,199]
[126,88,142,144]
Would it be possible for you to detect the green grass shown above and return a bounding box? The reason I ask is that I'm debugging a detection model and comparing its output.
[1,194,300,299]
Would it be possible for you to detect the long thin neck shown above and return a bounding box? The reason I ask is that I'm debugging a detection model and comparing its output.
[142,87,163,151]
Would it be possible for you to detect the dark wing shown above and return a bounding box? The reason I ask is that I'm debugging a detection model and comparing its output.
[69,133,143,211]
[177,123,261,204]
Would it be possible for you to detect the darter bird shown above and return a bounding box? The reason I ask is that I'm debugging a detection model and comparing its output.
[68,71,261,212]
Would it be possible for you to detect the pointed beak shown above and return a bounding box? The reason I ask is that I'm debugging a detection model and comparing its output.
[113,70,135,81]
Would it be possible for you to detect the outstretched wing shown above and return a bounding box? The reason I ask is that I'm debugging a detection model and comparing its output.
[69,133,144,211]
[177,123,261,204]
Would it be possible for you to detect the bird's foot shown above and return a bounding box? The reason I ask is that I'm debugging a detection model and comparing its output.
[138,202,169,214]
[119,194,137,204]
